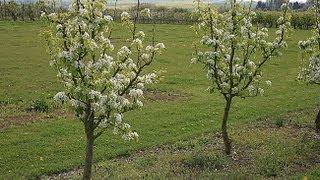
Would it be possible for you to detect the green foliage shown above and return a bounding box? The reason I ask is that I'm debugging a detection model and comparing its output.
[174,139,197,150]
[254,11,281,28]
[291,10,316,29]
[134,155,157,170]
[0,97,23,106]
[274,118,285,127]
[257,155,285,177]
[27,98,50,113]
[254,10,317,29]
[108,5,195,24]
[182,151,228,171]
[0,0,57,21]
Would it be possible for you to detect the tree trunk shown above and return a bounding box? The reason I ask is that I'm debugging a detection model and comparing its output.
[83,122,95,180]
[316,109,320,134]
[221,97,232,155]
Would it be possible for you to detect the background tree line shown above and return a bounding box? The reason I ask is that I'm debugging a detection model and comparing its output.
[0,0,57,21]
[0,1,318,29]
[256,0,316,10]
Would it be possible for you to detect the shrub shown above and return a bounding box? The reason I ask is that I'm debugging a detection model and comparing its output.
[134,155,157,170]
[274,119,284,127]
[254,10,316,29]
[257,156,285,177]
[183,152,228,171]
[27,98,50,113]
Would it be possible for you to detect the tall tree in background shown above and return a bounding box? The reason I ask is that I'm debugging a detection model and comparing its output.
[307,0,316,6]
[256,1,267,10]
[292,1,301,10]
[267,0,286,10]
[7,0,19,21]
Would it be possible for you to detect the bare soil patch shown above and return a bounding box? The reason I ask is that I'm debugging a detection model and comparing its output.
[0,89,188,129]
[0,108,73,130]
[0,113,42,129]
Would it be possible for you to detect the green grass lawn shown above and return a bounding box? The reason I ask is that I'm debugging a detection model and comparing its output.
[0,21,319,179]
[48,107,320,179]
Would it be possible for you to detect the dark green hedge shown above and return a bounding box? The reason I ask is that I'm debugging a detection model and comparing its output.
[254,10,316,29]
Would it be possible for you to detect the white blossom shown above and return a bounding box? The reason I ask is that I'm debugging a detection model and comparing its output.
[298,8,320,85]
[45,0,165,146]
[155,43,165,50]
[132,38,143,49]
[40,11,46,17]
[121,12,131,21]
[141,8,151,19]
[70,99,85,109]
[54,92,68,103]
[104,15,113,22]
[129,89,143,98]
[136,100,143,107]
[59,51,72,60]
[258,88,264,95]
[137,31,145,39]
[115,113,122,125]
[89,90,101,100]
[141,53,150,61]
[146,45,154,52]
[118,46,132,57]
[248,85,255,96]
[266,80,272,87]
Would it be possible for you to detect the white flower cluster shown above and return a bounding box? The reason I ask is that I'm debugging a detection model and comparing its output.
[307,56,320,83]
[141,8,152,19]
[45,0,164,141]
[192,1,290,98]
[121,12,131,21]
[298,55,320,84]
[54,92,68,103]
[298,9,320,85]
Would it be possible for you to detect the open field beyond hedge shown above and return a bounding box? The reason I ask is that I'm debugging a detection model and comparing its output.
[0,21,319,179]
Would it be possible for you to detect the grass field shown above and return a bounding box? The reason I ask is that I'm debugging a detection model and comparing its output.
[46,107,320,179]
[0,21,319,179]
